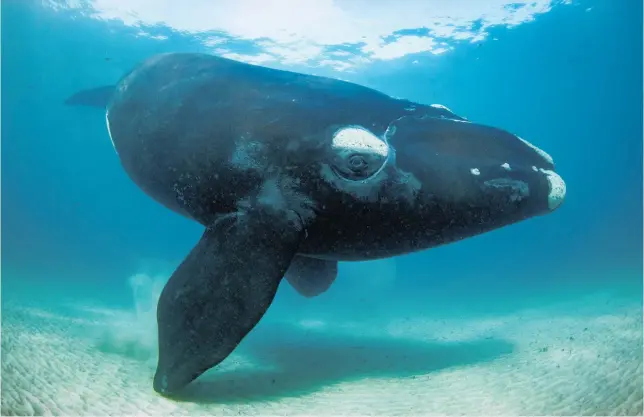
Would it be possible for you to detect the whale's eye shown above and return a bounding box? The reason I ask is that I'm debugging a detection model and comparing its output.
[348,155,368,171]
[330,126,389,180]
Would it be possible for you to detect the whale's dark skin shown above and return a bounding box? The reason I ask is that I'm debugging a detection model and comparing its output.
[66,52,566,396]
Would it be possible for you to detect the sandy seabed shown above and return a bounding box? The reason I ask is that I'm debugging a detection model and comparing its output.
[1,288,642,416]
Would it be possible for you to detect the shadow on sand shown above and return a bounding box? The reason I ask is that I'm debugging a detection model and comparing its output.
[170,322,515,404]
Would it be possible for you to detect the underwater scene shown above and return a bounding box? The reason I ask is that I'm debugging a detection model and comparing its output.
[1,0,642,415]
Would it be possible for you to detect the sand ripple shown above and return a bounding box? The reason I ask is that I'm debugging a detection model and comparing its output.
[1,291,642,416]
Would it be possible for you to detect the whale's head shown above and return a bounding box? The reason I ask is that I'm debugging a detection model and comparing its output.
[315,106,565,258]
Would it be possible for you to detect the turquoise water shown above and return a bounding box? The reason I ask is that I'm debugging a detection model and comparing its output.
[1,0,642,415]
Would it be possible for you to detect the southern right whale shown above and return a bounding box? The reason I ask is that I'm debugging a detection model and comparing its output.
[65,52,566,396]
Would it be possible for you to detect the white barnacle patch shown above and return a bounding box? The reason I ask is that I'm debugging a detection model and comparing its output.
[332,126,389,158]
[470,168,481,176]
[430,103,453,112]
[105,111,118,154]
[532,166,539,172]
[539,168,566,210]
[501,162,511,171]
[516,136,554,166]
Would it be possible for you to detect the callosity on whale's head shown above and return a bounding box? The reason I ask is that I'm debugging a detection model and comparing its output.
[305,109,566,259]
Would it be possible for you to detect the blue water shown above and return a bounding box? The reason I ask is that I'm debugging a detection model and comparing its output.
[1,0,642,415]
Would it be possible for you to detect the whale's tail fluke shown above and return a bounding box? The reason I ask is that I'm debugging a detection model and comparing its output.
[64,85,116,108]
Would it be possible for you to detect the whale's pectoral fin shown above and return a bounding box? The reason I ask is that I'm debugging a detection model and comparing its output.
[153,209,304,396]
[285,256,338,298]
[64,85,116,108]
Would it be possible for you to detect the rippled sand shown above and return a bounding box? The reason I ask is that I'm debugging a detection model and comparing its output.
[2,290,642,415]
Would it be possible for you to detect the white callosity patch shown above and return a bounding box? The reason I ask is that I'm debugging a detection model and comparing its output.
[516,136,555,166]
[539,169,566,210]
[429,103,452,112]
[332,127,389,159]
[470,168,481,176]
[428,103,469,121]
[501,162,511,171]
[105,111,117,154]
